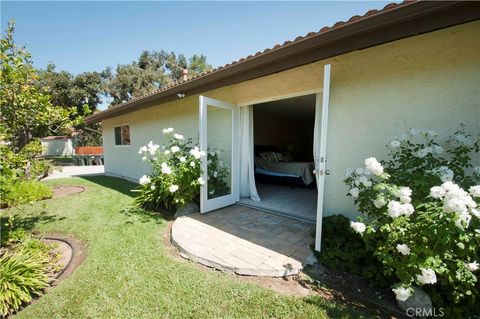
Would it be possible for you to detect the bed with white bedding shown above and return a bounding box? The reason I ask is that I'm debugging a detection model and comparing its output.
[254,157,315,186]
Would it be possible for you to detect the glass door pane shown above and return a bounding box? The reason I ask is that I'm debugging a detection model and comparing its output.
[199,96,239,213]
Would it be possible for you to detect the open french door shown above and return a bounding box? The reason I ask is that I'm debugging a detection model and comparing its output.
[314,64,331,251]
[199,96,240,213]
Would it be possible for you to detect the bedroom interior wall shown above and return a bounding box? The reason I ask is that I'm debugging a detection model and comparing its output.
[253,110,314,161]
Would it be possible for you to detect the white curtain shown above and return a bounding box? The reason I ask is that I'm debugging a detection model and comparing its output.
[239,106,260,201]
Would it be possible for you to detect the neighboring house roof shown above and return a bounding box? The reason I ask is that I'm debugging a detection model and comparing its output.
[41,136,71,140]
[86,1,479,124]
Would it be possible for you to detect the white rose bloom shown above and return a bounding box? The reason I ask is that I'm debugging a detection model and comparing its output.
[142,156,147,161]
[389,140,401,148]
[430,186,446,199]
[161,166,172,175]
[147,141,160,155]
[344,168,354,178]
[190,161,196,167]
[198,177,205,185]
[365,157,384,176]
[432,145,444,154]
[355,167,365,175]
[414,148,430,158]
[190,147,202,159]
[392,287,411,302]
[162,128,168,134]
[469,186,480,198]
[171,146,180,153]
[213,171,218,178]
[210,151,216,156]
[398,133,409,142]
[349,187,360,198]
[452,133,473,147]
[179,157,186,163]
[388,201,414,218]
[454,211,472,230]
[167,127,174,133]
[173,133,184,140]
[444,197,468,214]
[416,268,437,285]
[427,130,437,138]
[396,244,411,256]
[373,196,387,208]
[139,175,151,185]
[410,127,421,135]
[138,146,148,154]
[400,196,411,204]
[350,221,366,235]
[466,261,479,272]
[470,208,480,218]
[169,185,179,193]
[358,175,370,187]
[164,150,171,155]
[150,185,156,190]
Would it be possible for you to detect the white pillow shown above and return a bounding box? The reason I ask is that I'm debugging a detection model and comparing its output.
[259,151,277,162]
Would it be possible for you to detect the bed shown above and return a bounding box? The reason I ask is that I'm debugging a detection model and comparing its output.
[253,145,315,187]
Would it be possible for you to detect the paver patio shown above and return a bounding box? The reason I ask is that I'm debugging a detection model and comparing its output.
[171,205,315,277]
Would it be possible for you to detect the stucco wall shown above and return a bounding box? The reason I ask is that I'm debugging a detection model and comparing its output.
[102,21,479,217]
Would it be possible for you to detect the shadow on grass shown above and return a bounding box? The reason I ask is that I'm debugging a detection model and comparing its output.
[79,175,137,197]
[120,206,173,224]
[1,209,65,244]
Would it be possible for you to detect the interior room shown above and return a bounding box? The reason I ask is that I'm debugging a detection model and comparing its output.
[239,94,317,222]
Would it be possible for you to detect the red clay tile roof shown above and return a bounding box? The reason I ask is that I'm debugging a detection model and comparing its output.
[86,0,479,123]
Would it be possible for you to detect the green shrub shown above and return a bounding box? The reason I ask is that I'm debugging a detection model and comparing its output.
[0,237,53,317]
[345,126,480,317]
[133,128,229,211]
[316,215,393,287]
[1,180,53,207]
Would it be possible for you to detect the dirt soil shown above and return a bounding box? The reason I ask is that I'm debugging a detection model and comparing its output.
[52,186,85,198]
[163,221,406,319]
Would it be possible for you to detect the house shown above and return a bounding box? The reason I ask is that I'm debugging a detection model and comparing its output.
[41,136,74,157]
[86,1,480,251]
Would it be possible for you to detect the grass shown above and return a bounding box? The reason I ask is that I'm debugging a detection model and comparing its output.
[8,176,370,318]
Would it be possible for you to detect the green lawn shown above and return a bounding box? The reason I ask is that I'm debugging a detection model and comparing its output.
[11,176,369,318]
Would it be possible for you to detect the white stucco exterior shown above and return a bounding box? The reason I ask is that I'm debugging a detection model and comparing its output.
[102,21,480,218]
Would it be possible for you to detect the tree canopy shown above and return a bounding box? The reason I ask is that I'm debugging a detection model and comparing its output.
[0,21,80,149]
[103,50,212,106]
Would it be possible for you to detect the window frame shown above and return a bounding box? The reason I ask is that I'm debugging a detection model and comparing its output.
[114,123,131,147]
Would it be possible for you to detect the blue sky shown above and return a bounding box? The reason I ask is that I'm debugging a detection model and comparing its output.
[1,1,392,75]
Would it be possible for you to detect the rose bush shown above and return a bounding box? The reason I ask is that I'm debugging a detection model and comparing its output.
[133,128,230,211]
[345,126,480,317]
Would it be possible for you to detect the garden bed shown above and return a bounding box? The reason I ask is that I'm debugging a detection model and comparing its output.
[52,186,85,198]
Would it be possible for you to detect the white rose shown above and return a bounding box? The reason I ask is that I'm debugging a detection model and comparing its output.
[139,175,151,185]
[454,211,472,230]
[190,161,195,167]
[167,127,174,133]
[162,128,169,134]
[350,221,366,235]
[169,185,179,193]
[416,268,437,285]
[138,146,148,154]
[389,140,401,148]
[179,157,186,163]
[349,187,360,198]
[198,177,205,185]
[396,244,411,256]
[161,166,172,175]
[164,150,171,155]
[365,157,384,176]
[470,208,480,218]
[392,287,411,302]
[174,133,184,140]
[150,185,156,190]
[171,146,180,153]
[213,171,218,178]
[469,186,480,198]
[430,186,446,199]
[142,156,147,162]
[373,196,387,208]
[466,261,479,272]
[433,145,444,154]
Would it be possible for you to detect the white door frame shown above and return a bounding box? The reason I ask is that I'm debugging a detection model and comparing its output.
[199,95,240,213]
[314,64,331,252]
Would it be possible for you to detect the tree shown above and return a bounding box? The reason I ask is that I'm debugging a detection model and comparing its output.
[103,50,212,106]
[0,20,79,149]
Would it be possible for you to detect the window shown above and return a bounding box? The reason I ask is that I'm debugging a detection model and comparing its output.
[114,124,130,146]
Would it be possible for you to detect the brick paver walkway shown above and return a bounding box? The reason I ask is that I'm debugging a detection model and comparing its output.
[171,205,315,277]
